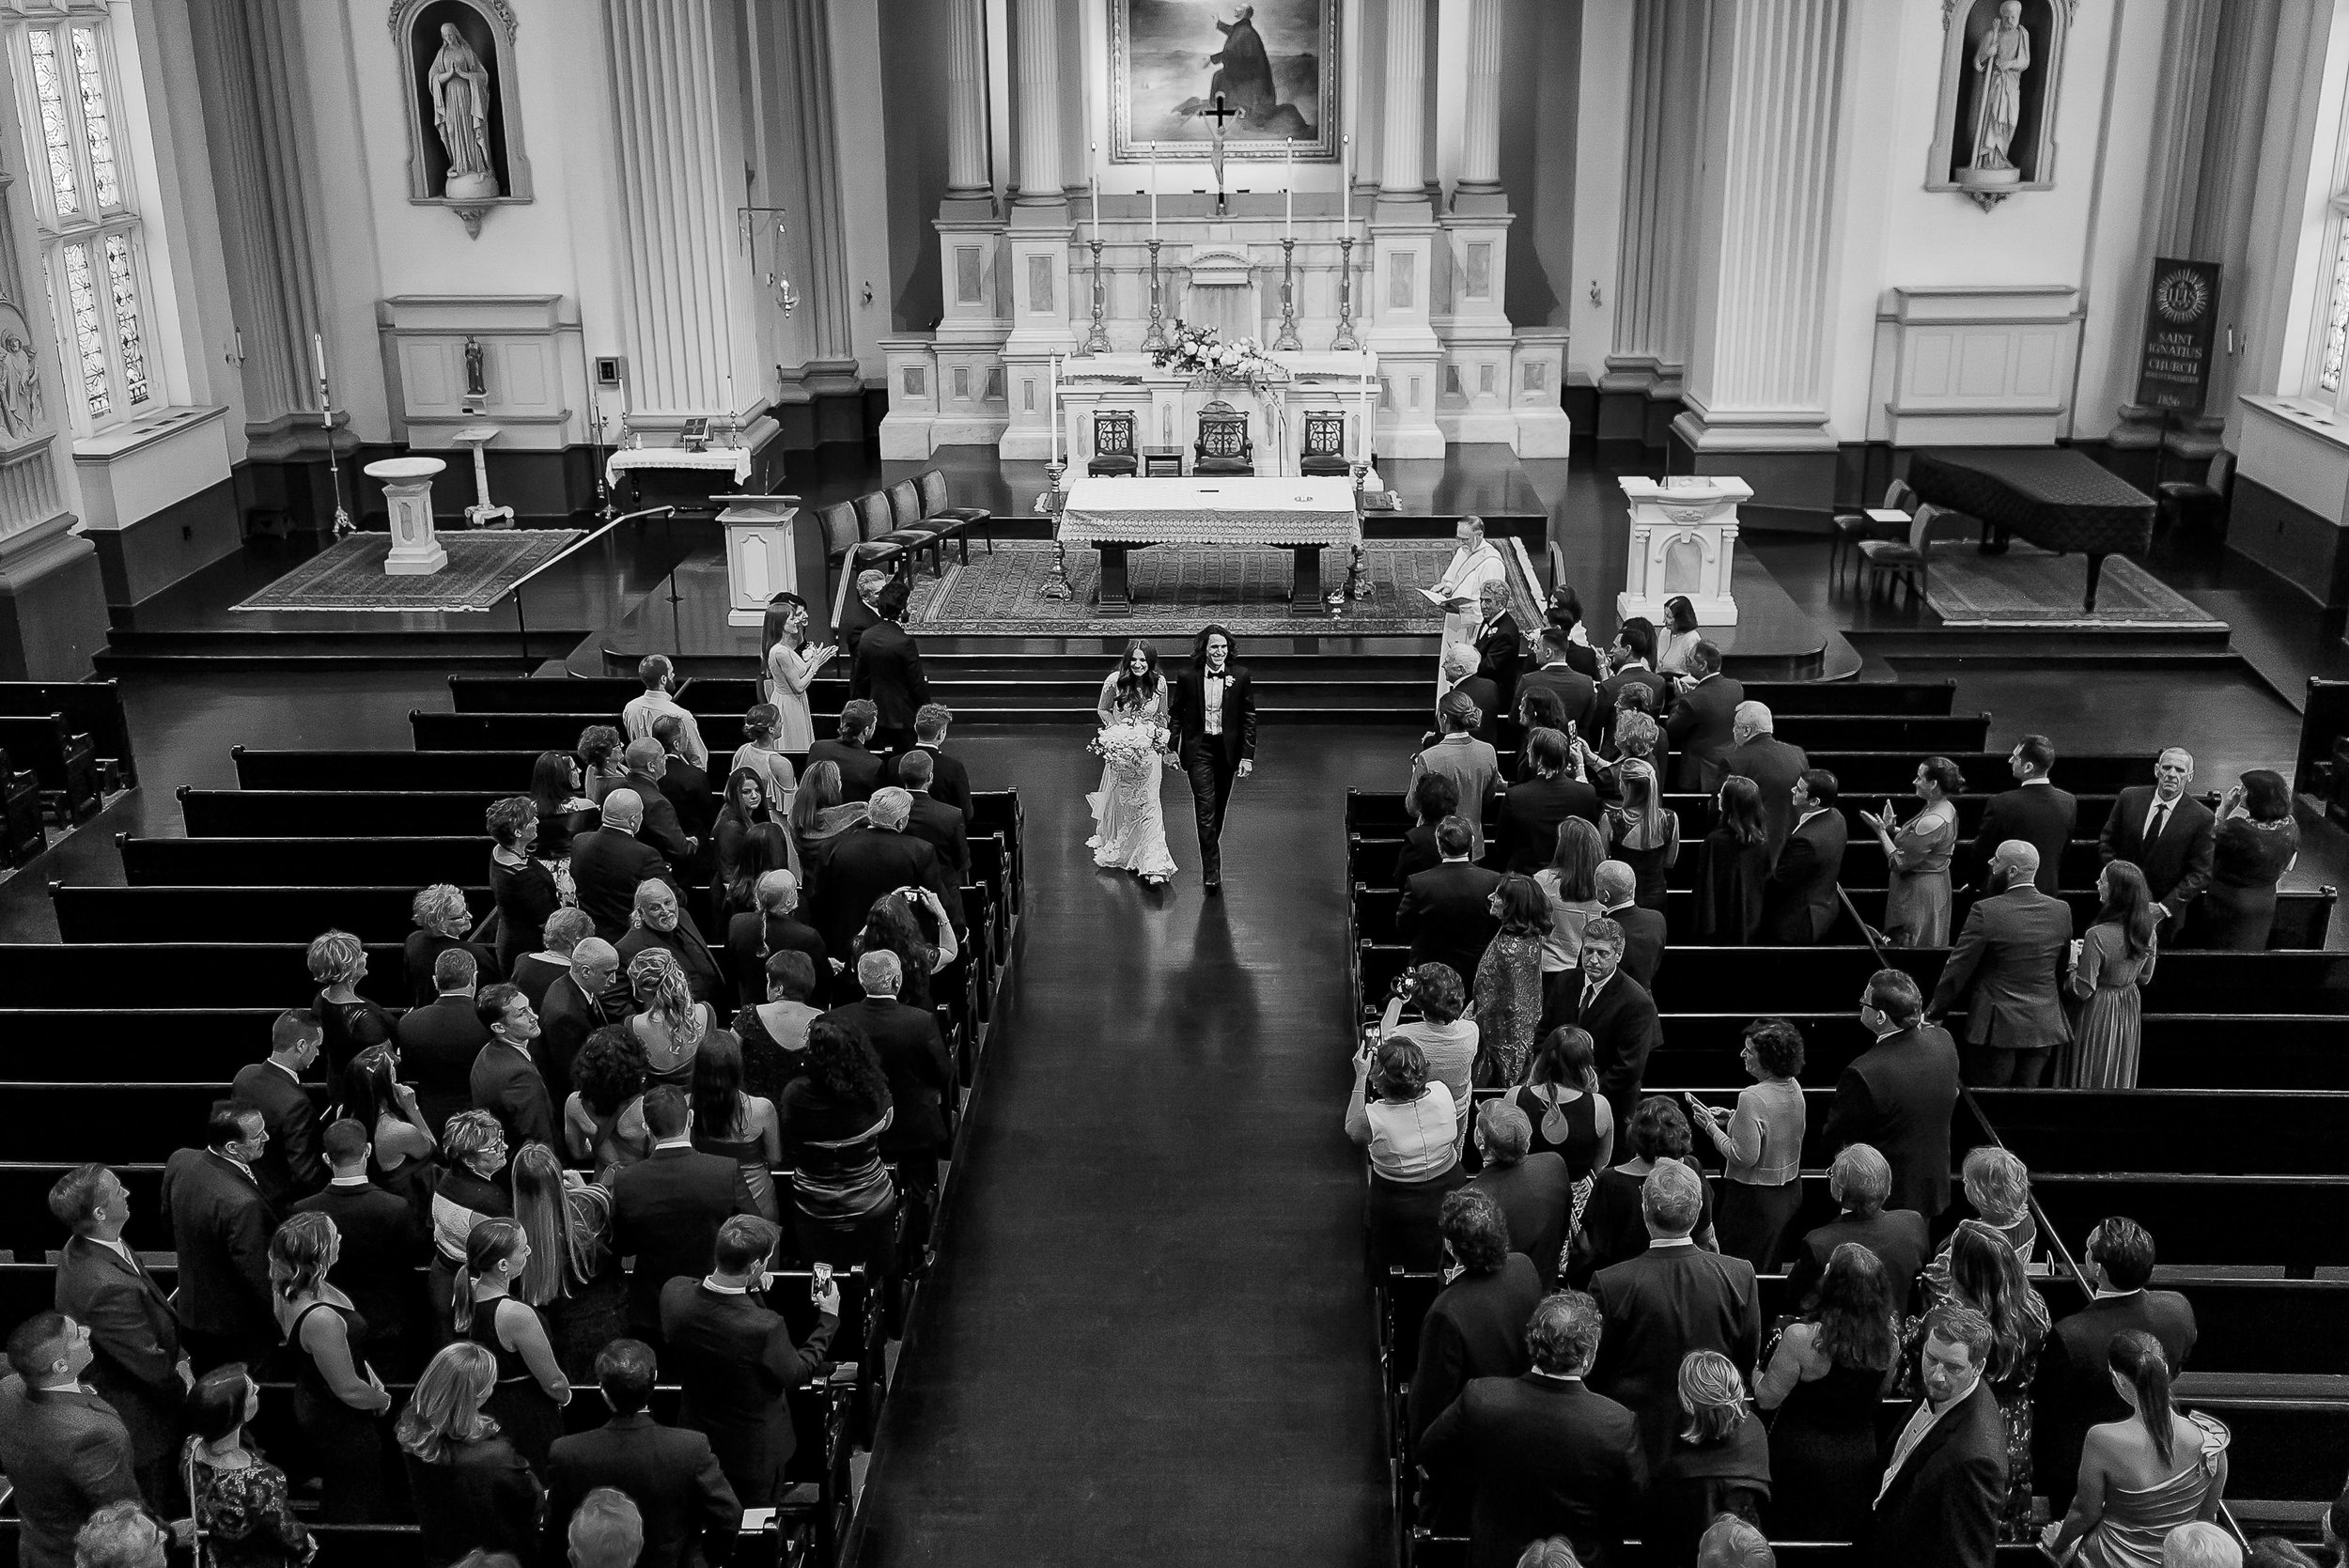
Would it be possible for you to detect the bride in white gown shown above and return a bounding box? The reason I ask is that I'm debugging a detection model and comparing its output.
[1087,640,1177,884]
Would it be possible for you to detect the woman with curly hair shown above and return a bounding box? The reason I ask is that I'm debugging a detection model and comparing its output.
[1345,1036,1465,1278]
[1909,1219,2051,1540]
[561,1024,650,1180]
[1571,1095,1717,1283]
[1471,875,1552,1085]
[850,890,959,1014]
[397,1343,542,1568]
[576,724,629,805]
[526,749,599,862]
[1643,1349,1770,1565]
[1759,1241,1899,1543]
[507,1141,623,1385]
[776,1017,898,1274]
[623,945,716,1091]
[1688,1017,1808,1270]
[485,796,565,976]
[309,928,395,1079]
[270,1213,395,1520]
[404,883,493,1005]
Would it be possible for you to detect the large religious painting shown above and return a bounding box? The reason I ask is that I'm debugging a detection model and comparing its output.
[1111,0,1340,162]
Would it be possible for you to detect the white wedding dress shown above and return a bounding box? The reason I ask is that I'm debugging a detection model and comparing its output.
[1087,675,1177,880]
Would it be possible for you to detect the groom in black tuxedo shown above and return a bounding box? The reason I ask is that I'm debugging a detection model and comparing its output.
[1169,623,1257,893]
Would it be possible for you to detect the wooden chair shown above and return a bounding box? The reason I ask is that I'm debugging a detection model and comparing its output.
[1830,478,1918,591]
[1088,411,1138,476]
[1192,400,1253,476]
[915,468,991,560]
[819,498,901,611]
[855,490,926,582]
[884,479,948,576]
[1856,502,1979,607]
[1299,410,1351,477]
[2157,447,2232,535]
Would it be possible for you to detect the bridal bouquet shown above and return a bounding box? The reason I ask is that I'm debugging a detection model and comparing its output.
[1148,323,1289,392]
[1090,721,1169,780]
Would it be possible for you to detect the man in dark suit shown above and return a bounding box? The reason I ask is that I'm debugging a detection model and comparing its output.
[471,984,558,1153]
[228,1009,326,1209]
[1514,626,1597,735]
[1540,918,1660,1140]
[1167,623,1257,893]
[1974,733,2077,895]
[1868,1302,2008,1568]
[726,870,832,1009]
[0,1314,142,1568]
[1763,769,1849,943]
[540,938,625,1095]
[807,699,886,801]
[884,703,972,821]
[1408,1188,1543,1445]
[49,1165,188,1509]
[1928,839,2074,1086]
[2098,747,2216,939]
[896,748,971,885]
[161,1103,278,1373]
[571,789,680,941]
[1470,579,1527,716]
[2031,1218,2199,1514]
[545,1338,739,1568]
[1497,728,1601,874]
[823,954,955,1193]
[659,1216,839,1508]
[1587,618,1670,745]
[397,948,492,1143]
[1823,970,1962,1219]
[1587,1159,1763,1468]
[849,582,932,756]
[1438,644,1503,749]
[1394,772,1459,887]
[1783,1143,1932,1317]
[290,1121,431,1377]
[650,714,716,854]
[1663,642,1743,792]
[622,738,699,867]
[1594,862,1664,994]
[612,1087,755,1340]
[810,787,963,955]
[1721,701,1810,862]
[1398,816,1503,987]
[832,567,887,660]
[1419,1290,1647,1568]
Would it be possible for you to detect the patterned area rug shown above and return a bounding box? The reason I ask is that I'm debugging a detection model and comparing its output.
[231,530,583,613]
[1922,547,2227,629]
[906,539,1486,635]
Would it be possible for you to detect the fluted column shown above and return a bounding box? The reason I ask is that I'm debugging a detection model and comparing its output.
[1010,0,1064,208]
[944,0,991,199]
[1378,0,1426,205]
[1604,0,1708,397]
[1454,0,1503,196]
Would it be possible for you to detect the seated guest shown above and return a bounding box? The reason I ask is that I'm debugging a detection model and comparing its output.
[1378,962,1477,1122]
[1500,728,1601,876]
[1510,1027,1614,1180]
[1699,777,1772,946]
[888,703,972,820]
[1823,969,1961,1219]
[568,1488,647,1568]
[512,907,597,1015]
[428,1112,515,1335]
[1595,862,1664,995]
[571,789,678,943]
[401,948,492,1142]
[611,1087,754,1340]
[471,983,557,1154]
[2163,1524,2244,1568]
[1396,770,1461,886]
[562,1027,651,1182]
[1757,1241,1899,1545]
[486,797,563,978]
[2033,1218,2200,1516]
[788,760,871,902]
[1644,1350,1771,1568]
[1409,1189,1543,1446]
[544,1340,739,1568]
[310,928,396,1080]
[268,1213,396,1521]
[539,933,624,1098]
[1783,1143,1929,1317]
[1346,1037,1464,1278]
[1401,816,1503,986]
[578,725,630,805]
[727,869,832,1010]
[72,1501,168,1568]
[776,1018,899,1277]
[230,1009,327,1210]
[1664,641,1743,792]
[1419,1290,1647,1568]
[897,748,971,885]
[2041,1330,2231,1568]
[622,653,709,769]
[620,739,698,868]
[181,1363,312,1568]
[1539,917,1660,1142]
[527,749,601,863]
[1412,693,1501,860]
[1868,1303,2008,1568]
[1686,1017,1807,1272]
[50,1163,186,1509]
[397,1343,544,1568]
[1928,839,2074,1087]
[163,1104,278,1374]
[812,787,960,955]
[735,950,821,1105]
[1573,1096,1717,1284]
[824,950,955,1201]
[1467,1101,1572,1291]
[806,699,885,802]
[406,884,498,1006]
[2196,769,2301,951]
[1761,770,1847,944]
[0,1312,140,1568]
[291,1120,432,1378]
[616,877,725,1008]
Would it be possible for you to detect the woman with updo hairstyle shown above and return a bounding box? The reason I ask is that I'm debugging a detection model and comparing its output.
[1346,1034,1466,1278]
[1860,754,1965,947]
[182,1363,313,1568]
[1688,1017,1808,1270]
[2197,768,2301,950]
[451,1216,569,1473]
[787,758,869,901]
[1643,1349,1771,1567]
[1910,1219,2050,1540]
[1570,1094,1717,1283]
[1377,962,1479,1129]
[405,883,490,1005]
[776,1017,899,1275]
[626,946,714,1090]
[1759,1240,1899,1542]
[1471,874,1552,1085]
[339,1043,438,1213]
[729,701,801,819]
[2042,1329,2232,1566]
[562,1023,651,1180]
[526,749,599,862]
[485,796,563,976]
[1510,1025,1613,1180]
[575,724,629,804]
[270,1212,395,1520]
[397,1343,542,1568]
[309,927,394,1079]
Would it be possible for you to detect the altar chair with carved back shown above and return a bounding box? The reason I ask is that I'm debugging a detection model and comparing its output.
[1088,411,1139,476]
[1299,411,1351,477]
[1192,400,1254,476]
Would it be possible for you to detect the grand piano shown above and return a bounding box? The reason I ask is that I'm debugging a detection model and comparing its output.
[1904,447,2156,613]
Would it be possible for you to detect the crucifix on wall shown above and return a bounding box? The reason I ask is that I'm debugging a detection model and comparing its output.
[1195,92,1247,214]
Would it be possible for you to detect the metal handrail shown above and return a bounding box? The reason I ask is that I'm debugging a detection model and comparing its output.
[499,505,677,600]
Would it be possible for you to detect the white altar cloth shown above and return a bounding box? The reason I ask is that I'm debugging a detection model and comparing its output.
[604,445,754,489]
[1058,476,1362,548]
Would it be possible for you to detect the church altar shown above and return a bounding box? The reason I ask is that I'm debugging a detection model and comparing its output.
[1057,475,1361,613]
[1050,351,1376,482]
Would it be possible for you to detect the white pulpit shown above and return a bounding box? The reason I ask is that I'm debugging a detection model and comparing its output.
[717,494,801,628]
[368,456,448,576]
[1617,474,1750,627]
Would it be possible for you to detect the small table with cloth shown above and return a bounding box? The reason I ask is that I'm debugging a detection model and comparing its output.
[1055,476,1361,613]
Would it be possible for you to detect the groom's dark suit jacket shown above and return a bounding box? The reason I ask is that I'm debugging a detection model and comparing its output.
[1168,663,1257,767]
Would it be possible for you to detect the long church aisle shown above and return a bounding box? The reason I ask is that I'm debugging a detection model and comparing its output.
[853,724,1400,1567]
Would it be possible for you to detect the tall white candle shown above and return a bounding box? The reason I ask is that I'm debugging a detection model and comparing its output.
[1091,145,1102,243]
[1342,132,1352,225]
[1049,355,1060,466]
[1359,365,1370,462]
[1284,139,1294,240]
[1149,155,1159,238]
[313,332,328,393]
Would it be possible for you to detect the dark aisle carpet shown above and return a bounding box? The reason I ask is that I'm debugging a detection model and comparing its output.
[852,726,1392,1568]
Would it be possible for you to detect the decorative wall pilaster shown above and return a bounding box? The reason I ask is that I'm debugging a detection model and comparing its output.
[1377,0,1427,211]
[1454,0,1503,201]
[1604,0,1709,401]
[943,0,992,205]
[1009,0,1064,212]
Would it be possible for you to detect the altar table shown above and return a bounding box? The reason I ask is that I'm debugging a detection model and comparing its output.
[1056,476,1362,613]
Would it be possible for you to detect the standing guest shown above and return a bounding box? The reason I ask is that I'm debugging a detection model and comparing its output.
[309,928,395,1081]
[1685,1017,1808,1271]
[1474,876,1553,1086]
[538,934,623,1098]
[1783,1144,1930,1318]
[0,1314,140,1568]
[570,790,679,943]
[1540,918,1660,1143]
[775,1018,899,1278]
[453,1216,571,1473]
[428,1112,514,1339]
[1471,578,1528,714]
[2063,861,2160,1088]
[1587,1159,1763,1471]
[1595,862,1665,999]
[472,984,557,1153]
[1427,513,1508,650]
[486,797,565,978]
[660,1215,841,1509]
[50,1164,188,1509]
[527,750,600,863]
[1395,770,1460,887]
[1590,618,1670,747]
[1408,1189,1543,1446]
[1499,729,1599,874]
[1763,770,1848,944]
[1513,689,1579,780]
[71,1501,168,1568]
[1868,1303,2008,1568]
[850,580,931,755]
[2033,1219,2200,1516]
[1929,839,2074,1087]
[1378,963,1480,1130]
[760,591,834,749]
[887,703,973,821]
[339,1046,440,1225]
[897,748,972,885]
[509,1142,624,1382]
[578,725,630,805]
[543,1340,739,1568]
[2098,748,2216,941]
[1573,1097,1718,1284]
[735,950,822,1104]
[1412,694,1501,860]
[611,1086,754,1341]
[1517,626,1598,734]
[2041,1330,2231,1567]
[1651,596,1700,675]
[1720,703,1810,862]
[691,1033,782,1224]
[1345,1037,1465,1277]
[824,950,954,1223]
[1543,581,1596,663]
[1757,1242,1899,1545]
[619,739,699,869]
[513,907,597,1016]
[1911,1219,2049,1540]
[728,703,801,820]
[1664,642,1743,792]
[1823,970,1961,1219]
[1860,757,1965,948]
[563,1027,651,1183]
[1974,733,2076,895]
[268,1213,396,1520]
[1950,1144,2039,1260]
[406,884,497,1006]
[567,1489,646,1568]
[230,1010,326,1210]
[715,805,794,936]
[1644,1351,1772,1568]
[1533,819,1609,979]
[1401,817,1504,986]
[1438,643,1503,746]
[2196,769,2300,950]
[1468,1100,1574,1292]
[811,787,960,955]
[401,948,492,1142]
[835,567,887,659]
[2163,1524,2245,1568]
[179,1363,313,1568]
[1509,1028,1614,1185]
[727,869,832,1010]
[787,760,872,905]
[1697,1515,1776,1568]
[291,1120,431,1378]
[622,654,709,769]
[806,699,885,801]
[163,1104,278,1374]
[1601,758,1678,913]
[618,882,725,1011]
[397,1343,545,1568]
[1418,1290,1648,1568]
[710,768,783,910]
[1700,778,1772,945]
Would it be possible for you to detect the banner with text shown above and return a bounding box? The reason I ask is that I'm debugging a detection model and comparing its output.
[2135,258,2223,413]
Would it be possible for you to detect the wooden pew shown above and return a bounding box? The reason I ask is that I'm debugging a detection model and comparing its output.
[2030,1174,2349,1275]
[413,709,754,753]
[121,832,485,887]
[0,711,101,822]
[0,679,135,784]
[0,943,405,1007]
[54,883,484,946]
[179,786,509,838]
[1971,1089,2349,1177]
[0,1009,279,1075]
[447,674,766,715]
[235,745,551,791]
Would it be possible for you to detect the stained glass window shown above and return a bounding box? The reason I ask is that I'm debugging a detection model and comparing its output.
[70,27,118,210]
[104,235,146,405]
[28,28,81,217]
[2323,236,2349,396]
[62,241,108,417]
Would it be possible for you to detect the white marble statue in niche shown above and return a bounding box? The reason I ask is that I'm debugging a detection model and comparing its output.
[1966,1,2029,184]
[430,22,498,199]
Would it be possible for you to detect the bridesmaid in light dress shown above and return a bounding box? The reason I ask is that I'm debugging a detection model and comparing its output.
[2061,860,2158,1088]
[1861,755,1964,948]
[762,591,837,752]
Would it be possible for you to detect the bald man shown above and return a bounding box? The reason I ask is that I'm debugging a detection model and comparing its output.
[2098,746,2216,939]
[1927,839,2074,1086]
[571,789,678,941]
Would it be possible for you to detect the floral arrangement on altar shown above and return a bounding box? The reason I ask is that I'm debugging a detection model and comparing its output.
[1089,721,1169,779]
[1148,322,1289,392]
